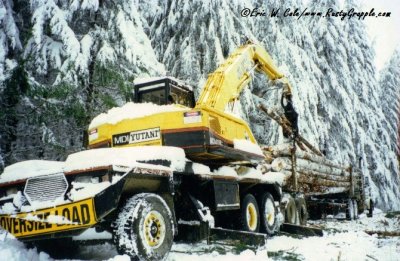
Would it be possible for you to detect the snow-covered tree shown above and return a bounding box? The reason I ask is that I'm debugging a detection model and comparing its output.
[0,0,21,82]
[380,49,400,153]
[137,0,255,89]
[379,48,400,204]
[342,0,400,209]
[248,0,326,148]
[0,0,23,169]
[1,0,165,163]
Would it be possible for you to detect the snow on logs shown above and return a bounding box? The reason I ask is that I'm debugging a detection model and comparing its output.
[262,144,352,193]
[258,104,352,193]
[264,144,350,172]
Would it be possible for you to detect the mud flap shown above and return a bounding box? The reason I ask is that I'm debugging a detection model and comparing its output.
[93,176,126,219]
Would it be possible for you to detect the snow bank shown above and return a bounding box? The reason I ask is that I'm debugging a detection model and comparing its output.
[268,230,399,261]
[169,245,269,261]
[0,160,64,183]
[311,209,400,234]
[65,147,186,172]
[0,229,127,261]
[270,211,400,261]
[88,102,187,129]
[233,139,263,156]
[0,231,51,261]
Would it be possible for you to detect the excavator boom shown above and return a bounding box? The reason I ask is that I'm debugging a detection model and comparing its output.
[196,43,291,112]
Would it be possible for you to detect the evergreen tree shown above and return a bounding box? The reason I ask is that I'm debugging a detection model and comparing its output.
[137,0,255,89]
[379,48,400,203]
[380,49,400,153]
[344,0,400,208]
[1,0,165,163]
[0,0,23,168]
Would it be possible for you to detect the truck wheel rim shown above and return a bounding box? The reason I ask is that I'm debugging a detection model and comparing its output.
[246,203,257,231]
[143,210,166,248]
[265,199,275,226]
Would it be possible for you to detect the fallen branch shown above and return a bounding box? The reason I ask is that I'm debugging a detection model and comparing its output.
[364,230,400,237]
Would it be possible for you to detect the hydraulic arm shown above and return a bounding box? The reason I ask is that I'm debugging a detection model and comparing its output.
[196,43,292,112]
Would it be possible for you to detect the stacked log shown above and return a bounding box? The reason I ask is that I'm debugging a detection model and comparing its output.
[265,145,351,172]
[262,143,352,194]
[258,104,353,194]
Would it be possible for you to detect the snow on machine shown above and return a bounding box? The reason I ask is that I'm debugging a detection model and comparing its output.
[0,43,371,260]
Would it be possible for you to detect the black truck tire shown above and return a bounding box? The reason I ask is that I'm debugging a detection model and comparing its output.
[285,197,297,224]
[240,194,260,232]
[113,193,174,261]
[260,192,278,235]
[295,198,308,226]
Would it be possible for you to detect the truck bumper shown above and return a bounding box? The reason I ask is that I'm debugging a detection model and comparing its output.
[0,176,125,241]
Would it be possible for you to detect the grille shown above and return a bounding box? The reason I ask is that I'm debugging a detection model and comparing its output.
[24,173,68,204]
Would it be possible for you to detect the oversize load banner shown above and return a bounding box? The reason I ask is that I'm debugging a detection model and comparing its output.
[0,198,97,238]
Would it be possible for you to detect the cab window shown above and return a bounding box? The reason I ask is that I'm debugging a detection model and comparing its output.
[170,86,194,107]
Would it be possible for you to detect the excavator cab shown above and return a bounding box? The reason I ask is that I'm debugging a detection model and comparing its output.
[134,77,195,108]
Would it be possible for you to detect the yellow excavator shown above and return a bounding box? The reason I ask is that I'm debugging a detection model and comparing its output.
[88,42,293,165]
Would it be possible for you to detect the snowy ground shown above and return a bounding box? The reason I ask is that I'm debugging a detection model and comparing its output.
[0,210,399,261]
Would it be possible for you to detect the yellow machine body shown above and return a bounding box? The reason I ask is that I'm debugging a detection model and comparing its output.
[88,43,292,164]
[88,105,261,163]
